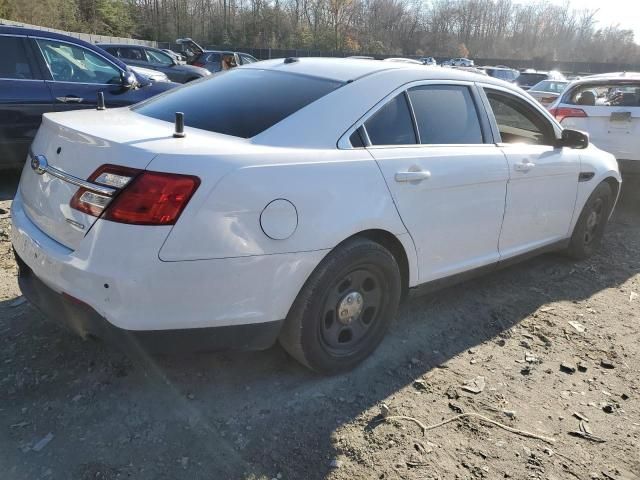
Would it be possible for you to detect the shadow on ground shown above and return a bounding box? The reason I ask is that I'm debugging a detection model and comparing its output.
[0,174,638,479]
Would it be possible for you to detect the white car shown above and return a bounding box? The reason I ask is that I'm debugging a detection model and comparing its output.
[128,65,171,83]
[527,79,569,107]
[548,72,640,173]
[451,57,474,67]
[12,58,621,373]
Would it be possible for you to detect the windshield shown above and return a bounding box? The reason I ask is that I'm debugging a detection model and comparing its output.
[132,69,343,138]
[516,73,547,86]
[530,80,567,93]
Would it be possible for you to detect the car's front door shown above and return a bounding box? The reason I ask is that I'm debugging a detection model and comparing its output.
[481,87,579,258]
[365,83,509,283]
[32,38,130,110]
[0,35,53,169]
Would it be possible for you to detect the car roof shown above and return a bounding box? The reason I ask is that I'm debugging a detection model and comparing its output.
[243,57,513,86]
[575,72,640,83]
[0,25,129,71]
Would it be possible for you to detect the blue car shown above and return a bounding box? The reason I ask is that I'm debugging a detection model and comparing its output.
[0,26,179,170]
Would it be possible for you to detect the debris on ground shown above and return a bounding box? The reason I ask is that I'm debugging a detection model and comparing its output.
[32,433,54,452]
[560,362,577,374]
[460,376,486,394]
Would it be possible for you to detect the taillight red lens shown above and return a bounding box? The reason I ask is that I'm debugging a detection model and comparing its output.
[192,61,205,67]
[549,107,587,123]
[70,164,141,216]
[102,171,200,225]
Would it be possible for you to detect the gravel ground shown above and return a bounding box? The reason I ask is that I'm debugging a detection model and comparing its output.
[0,172,638,480]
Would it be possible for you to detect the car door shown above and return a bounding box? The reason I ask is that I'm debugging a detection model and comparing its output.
[0,34,53,169]
[365,82,509,283]
[481,86,579,258]
[32,38,130,110]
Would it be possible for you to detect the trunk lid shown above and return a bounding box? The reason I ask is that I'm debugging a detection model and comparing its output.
[20,113,158,250]
[20,108,250,251]
[561,105,640,160]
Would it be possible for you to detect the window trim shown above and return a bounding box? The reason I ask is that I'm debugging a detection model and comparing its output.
[479,85,561,147]
[338,80,493,150]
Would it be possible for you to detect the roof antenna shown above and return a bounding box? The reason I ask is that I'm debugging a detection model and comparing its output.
[96,91,105,111]
[173,112,186,138]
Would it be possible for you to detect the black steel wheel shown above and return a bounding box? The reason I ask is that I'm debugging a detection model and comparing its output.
[567,182,613,259]
[279,237,401,374]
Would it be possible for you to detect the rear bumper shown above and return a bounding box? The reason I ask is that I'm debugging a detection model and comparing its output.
[11,189,327,332]
[15,249,283,353]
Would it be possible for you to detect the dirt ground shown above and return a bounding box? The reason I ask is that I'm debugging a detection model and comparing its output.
[0,171,638,480]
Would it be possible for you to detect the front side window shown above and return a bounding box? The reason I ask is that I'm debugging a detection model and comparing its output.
[146,49,173,67]
[0,36,34,79]
[364,94,416,146]
[133,69,342,138]
[240,54,257,65]
[408,85,483,144]
[37,39,121,84]
[485,89,555,145]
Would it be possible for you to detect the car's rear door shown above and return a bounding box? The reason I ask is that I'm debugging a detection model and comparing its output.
[365,82,509,283]
[0,34,53,169]
[480,86,579,258]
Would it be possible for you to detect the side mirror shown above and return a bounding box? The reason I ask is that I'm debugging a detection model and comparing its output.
[120,70,137,89]
[558,129,589,149]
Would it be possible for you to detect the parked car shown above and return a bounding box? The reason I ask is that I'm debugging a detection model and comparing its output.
[12,58,620,373]
[481,66,519,82]
[161,48,185,64]
[128,65,171,83]
[0,26,178,170]
[527,79,569,107]
[97,44,210,83]
[347,55,375,60]
[382,57,423,64]
[515,70,566,90]
[450,57,474,67]
[176,38,258,72]
[548,72,640,173]
[419,57,437,66]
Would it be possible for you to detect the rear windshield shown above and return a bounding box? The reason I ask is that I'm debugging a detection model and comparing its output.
[132,69,343,138]
[566,82,640,107]
[530,80,567,93]
[516,73,547,85]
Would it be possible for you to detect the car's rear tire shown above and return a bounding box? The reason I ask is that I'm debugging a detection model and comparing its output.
[279,237,401,374]
[566,182,613,259]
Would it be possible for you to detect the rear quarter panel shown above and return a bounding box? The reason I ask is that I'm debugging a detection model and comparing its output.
[154,149,416,280]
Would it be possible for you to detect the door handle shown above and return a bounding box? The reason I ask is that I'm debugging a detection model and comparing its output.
[395,170,431,182]
[514,159,536,172]
[55,96,83,103]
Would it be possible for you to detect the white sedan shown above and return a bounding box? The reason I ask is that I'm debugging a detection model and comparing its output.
[12,58,621,373]
[549,72,640,174]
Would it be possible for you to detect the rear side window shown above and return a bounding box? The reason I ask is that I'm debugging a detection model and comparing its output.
[364,94,416,145]
[566,82,640,107]
[133,69,343,138]
[0,36,34,79]
[408,85,483,144]
[516,73,547,86]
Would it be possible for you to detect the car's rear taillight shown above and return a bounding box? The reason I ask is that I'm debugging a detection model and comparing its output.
[70,165,140,217]
[549,107,587,123]
[70,165,200,226]
[103,171,200,225]
[192,61,205,67]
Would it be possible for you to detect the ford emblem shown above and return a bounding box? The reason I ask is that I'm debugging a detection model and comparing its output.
[31,154,48,175]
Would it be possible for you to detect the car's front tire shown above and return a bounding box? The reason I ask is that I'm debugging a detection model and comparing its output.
[279,237,401,374]
[567,182,613,259]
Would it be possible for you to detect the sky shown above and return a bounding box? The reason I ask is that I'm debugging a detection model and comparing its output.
[519,0,640,44]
